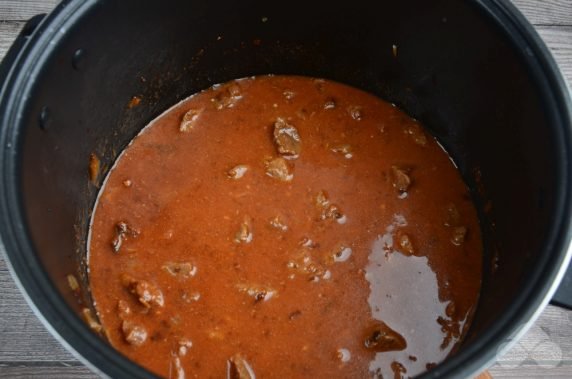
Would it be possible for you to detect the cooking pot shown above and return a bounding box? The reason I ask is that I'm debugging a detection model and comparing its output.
[1,0,571,377]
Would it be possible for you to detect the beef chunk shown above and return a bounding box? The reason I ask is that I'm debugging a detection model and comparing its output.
[180,108,203,132]
[364,322,407,352]
[212,84,242,109]
[404,123,428,146]
[227,165,249,179]
[162,262,198,278]
[396,232,415,255]
[234,217,253,244]
[264,157,293,182]
[121,274,164,308]
[82,308,102,333]
[315,191,346,223]
[451,226,468,246]
[236,283,277,302]
[227,354,255,379]
[348,105,363,120]
[121,320,148,346]
[273,118,301,158]
[390,166,412,194]
[111,221,139,253]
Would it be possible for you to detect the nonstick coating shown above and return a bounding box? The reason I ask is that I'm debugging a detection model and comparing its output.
[1,0,571,378]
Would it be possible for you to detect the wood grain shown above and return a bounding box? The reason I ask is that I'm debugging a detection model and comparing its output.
[0,21,21,60]
[0,0,58,21]
[537,26,572,79]
[0,366,96,379]
[0,0,571,378]
[512,0,572,26]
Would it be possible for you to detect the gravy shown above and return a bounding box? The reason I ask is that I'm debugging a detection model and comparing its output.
[88,76,482,378]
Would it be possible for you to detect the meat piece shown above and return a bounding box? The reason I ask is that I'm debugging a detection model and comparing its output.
[337,348,351,363]
[391,361,407,379]
[121,274,165,308]
[117,299,131,318]
[178,339,193,356]
[121,320,147,346]
[269,216,288,231]
[236,283,276,302]
[332,246,352,262]
[264,157,293,182]
[287,251,328,282]
[162,262,197,278]
[315,191,346,223]
[273,118,301,158]
[404,123,428,146]
[396,232,415,255]
[227,165,249,179]
[211,84,242,109]
[283,90,295,100]
[299,237,318,249]
[390,166,412,194]
[82,308,102,333]
[437,316,461,349]
[67,274,80,293]
[227,354,256,379]
[128,96,141,109]
[315,190,330,209]
[181,291,201,303]
[234,217,253,244]
[314,78,326,92]
[331,144,353,159]
[445,301,456,318]
[89,153,100,184]
[324,204,346,223]
[363,322,407,352]
[444,203,461,227]
[347,105,363,120]
[324,98,336,110]
[180,108,203,132]
[111,221,139,253]
[451,226,468,246]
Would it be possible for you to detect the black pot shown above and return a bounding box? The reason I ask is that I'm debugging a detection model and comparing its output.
[1,0,571,377]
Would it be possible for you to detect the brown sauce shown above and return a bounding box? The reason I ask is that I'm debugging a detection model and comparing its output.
[88,76,482,378]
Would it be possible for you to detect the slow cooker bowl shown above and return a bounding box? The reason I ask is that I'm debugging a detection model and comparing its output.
[1,0,571,377]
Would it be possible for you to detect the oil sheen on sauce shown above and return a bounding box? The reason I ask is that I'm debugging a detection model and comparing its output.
[88,76,482,379]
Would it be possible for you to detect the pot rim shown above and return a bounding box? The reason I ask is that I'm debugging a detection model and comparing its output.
[0,1,571,378]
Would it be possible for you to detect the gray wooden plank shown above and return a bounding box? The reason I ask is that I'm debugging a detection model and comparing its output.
[490,306,572,377]
[537,26,572,82]
[0,0,59,21]
[0,21,22,62]
[0,366,97,378]
[512,0,572,26]
[0,258,80,363]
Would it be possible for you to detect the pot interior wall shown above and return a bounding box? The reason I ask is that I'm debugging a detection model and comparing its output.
[16,0,562,370]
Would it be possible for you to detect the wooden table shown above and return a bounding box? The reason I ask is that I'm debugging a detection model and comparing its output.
[1,0,572,378]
